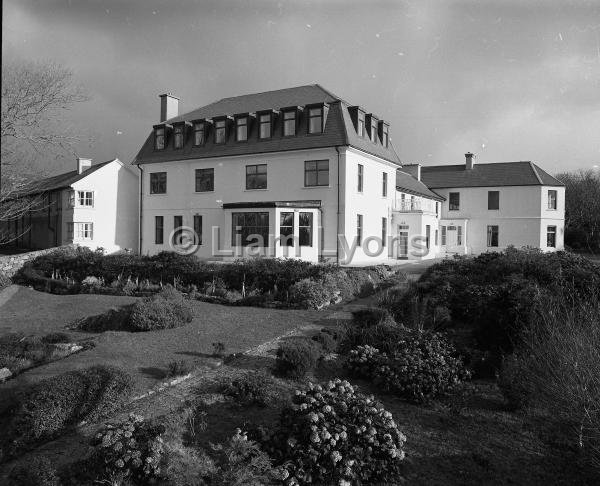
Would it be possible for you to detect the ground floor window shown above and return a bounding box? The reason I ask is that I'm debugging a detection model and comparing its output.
[232,212,269,246]
[280,212,294,246]
[457,225,463,245]
[441,226,447,245]
[487,225,499,247]
[435,229,438,246]
[547,225,557,247]
[299,212,313,247]
[173,215,183,245]
[194,215,203,245]
[382,217,387,247]
[155,216,164,244]
[68,222,93,240]
[425,225,431,249]
[357,214,363,245]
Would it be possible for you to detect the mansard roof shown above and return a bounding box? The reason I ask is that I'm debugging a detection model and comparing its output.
[420,161,564,188]
[134,84,401,166]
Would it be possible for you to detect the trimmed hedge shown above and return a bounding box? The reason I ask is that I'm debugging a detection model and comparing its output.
[2,365,133,457]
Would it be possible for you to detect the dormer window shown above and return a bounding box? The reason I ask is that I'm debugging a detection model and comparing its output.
[282,109,297,136]
[366,114,379,144]
[378,121,389,148]
[358,111,365,138]
[258,111,274,139]
[214,118,227,144]
[193,120,205,146]
[173,123,185,149]
[154,126,165,150]
[307,105,325,134]
[235,115,248,142]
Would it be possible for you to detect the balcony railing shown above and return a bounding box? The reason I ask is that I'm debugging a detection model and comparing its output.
[392,200,436,213]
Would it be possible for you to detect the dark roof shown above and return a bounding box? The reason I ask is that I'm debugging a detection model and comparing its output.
[420,161,564,188]
[395,170,444,201]
[222,200,321,209]
[134,84,401,166]
[16,159,116,197]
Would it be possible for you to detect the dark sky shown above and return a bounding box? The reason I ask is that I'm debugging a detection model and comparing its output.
[3,0,600,175]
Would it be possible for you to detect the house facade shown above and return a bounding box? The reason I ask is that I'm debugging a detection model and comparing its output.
[133,85,564,264]
[2,158,139,253]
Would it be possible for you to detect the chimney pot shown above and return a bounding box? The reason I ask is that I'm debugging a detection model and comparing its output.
[159,93,180,123]
[465,152,475,170]
[76,157,92,174]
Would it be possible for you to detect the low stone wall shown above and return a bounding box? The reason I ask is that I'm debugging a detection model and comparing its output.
[0,246,72,278]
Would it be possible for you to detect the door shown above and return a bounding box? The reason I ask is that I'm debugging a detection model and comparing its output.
[446,225,458,247]
[397,225,409,259]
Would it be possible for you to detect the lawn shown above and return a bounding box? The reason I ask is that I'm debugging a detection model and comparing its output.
[0,285,328,399]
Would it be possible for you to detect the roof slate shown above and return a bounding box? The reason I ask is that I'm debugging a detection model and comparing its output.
[16,159,116,196]
[134,84,401,166]
[420,161,564,188]
[395,170,445,201]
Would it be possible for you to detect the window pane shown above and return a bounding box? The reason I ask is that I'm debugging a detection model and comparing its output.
[280,212,294,246]
[194,215,202,245]
[155,128,165,150]
[237,125,247,141]
[194,124,204,145]
[155,216,164,244]
[488,191,499,210]
[309,115,322,134]
[317,169,329,186]
[195,168,214,192]
[299,212,313,247]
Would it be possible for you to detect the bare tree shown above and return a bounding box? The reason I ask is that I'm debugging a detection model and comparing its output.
[0,60,89,243]
[555,170,600,252]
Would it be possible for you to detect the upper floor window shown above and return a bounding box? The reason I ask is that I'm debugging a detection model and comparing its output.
[173,124,184,149]
[193,121,205,146]
[154,126,165,150]
[358,111,365,137]
[78,191,94,207]
[488,190,500,210]
[382,172,388,197]
[258,113,272,139]
[214,119,226,144]
[246,164,267,190]
[283,110,296,136]
[305,160,329,187]
[379,121,389,148]
[370,118,378,143]
[236,116,248,142]
[308,106,324,134]
[548,189,557,210]
[449,192,460,210]
[195,168,214,192]
[150,172,167,194]
[487,225,499,247]
[357,164,364,192]
[547,225,557,247]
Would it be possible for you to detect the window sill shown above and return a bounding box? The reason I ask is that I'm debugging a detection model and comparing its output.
[148,193,168,196]
[302,185,331,189]
[194,190,215,194]
[244,188,268,192]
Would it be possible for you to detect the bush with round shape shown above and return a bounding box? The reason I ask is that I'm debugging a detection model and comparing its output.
[7,456,59,486]
[311,329,338,353]
[275,340,323,379]
[3,365,133,456]
[257,379,406,485]
[347,332,469,403]
[221,370,278,407]
[288,278,333,309]
[338,320,407,355]
[351,307,395,328]
[129,290,193,331]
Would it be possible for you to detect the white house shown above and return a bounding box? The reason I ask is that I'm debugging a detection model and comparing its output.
[132,85,564,264]
[3,158,139,253]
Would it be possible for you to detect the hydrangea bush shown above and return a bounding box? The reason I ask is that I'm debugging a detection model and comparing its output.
[255,379,406,485]
[347,332,469,403]
[92,413,165,481]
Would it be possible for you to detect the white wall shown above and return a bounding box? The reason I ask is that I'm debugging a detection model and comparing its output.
[69,160,139,253]
[435,185,565,253]
[140,148,340,262]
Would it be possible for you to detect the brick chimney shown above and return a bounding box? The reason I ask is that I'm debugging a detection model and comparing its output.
[77,157,92,174]
[403,164,422,181]
[465,152,475,170]
[159,93,180,122]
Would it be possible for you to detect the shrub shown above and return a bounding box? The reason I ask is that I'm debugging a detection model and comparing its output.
[351,307,395,328]
[92,413,165,482]
[256,379,406,485]
[288,278,333,309]
[212,342,226,357]
[274,340,323,379]
[3,365,133,456]
[338,320,407,355]
[311,329,338,353]
[221,371,278,407]
[347,332,469,403]
[166,360,194,378]
[74,305,134,332]
[497,354,533,410]
[129,289,193,331]
[41,332,71,344]
[7,456,60,486]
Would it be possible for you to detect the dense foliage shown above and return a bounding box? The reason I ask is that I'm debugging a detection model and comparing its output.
[338,310,407,355]
[129,287,193,331]
[347,331,469,403]
[255,379,406,485]
[2,365,133,457]
[221,371,279,407]
[275,339,323,379]
[381,248,600,362]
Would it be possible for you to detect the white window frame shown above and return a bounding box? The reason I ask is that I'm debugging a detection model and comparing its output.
[68,222,93,240]
[77,190,94,207]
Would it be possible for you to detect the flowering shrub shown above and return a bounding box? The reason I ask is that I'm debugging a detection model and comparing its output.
[288,278,334,309]
[347,332,469,403]
[255,379,406,485]
[312,329,339,353]
[92,413,165,482]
